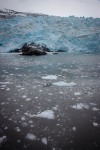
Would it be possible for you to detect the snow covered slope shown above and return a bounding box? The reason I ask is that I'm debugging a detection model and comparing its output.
[0,8,46,18]
[0,9,100,53]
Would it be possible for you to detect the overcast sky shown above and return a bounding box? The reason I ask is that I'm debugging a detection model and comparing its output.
[0,0,100,18]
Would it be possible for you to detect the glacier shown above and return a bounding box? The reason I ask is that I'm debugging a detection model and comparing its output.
[0,13,100,53]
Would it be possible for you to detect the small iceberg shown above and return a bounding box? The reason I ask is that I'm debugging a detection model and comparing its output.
[52,81,76,86]
[30,110,55,119]
[71,103,89,110]
[26,133,37,140]
[41,75,57,80]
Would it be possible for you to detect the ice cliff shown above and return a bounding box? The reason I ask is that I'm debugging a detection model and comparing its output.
[0,9,100,53]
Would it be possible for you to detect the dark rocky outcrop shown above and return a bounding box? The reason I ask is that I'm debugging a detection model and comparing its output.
[21,43,50,55]
[9,42,50,55]
[9,48,21,53]
[56,49,66,52]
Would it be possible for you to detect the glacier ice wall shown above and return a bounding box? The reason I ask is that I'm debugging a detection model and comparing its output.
[0,15,100,53]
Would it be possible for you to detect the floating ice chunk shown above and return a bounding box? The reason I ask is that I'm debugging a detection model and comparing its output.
[72,127,76,131]
[0,82,12,84]
[52,81,76,86]
[0,136,6,144]
[4,127,8,130]
[26,98,31,101]
[74,92,81,96]
[41,75,57,80]
[31,110,55,119]
[62,69,68,71]
[6,88,10,91]
[22,95,27,99]
[21,117,26,121]
[90,103,97,106]
[93,122,99,127]
[15,127,21,132]
[71,103,89,110]
[92,107,99,111]
[26,133,37,140]
[22,122,27,127]
[16,109,20,112]
[42,137,47,145]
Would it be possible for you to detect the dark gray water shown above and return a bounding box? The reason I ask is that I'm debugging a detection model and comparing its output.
[0,53,100,150]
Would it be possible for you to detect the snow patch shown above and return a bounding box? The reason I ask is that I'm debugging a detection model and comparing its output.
[41,75,57,80]
[52,81,76,86]
[26,133,37,140]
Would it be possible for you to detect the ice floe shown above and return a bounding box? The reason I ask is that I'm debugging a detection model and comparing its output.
[74,92,81,96]
[0,136,6,144]
[28,110,55,119]
[22,95,27,99]
[93,122,99,127]
[92,107,99,111]
[21,117,26,121]
[41,75,57,80]
[52,81,76,86]
[42,137,48,145]
[71,103,89,110]
[26,133,37,140]
[15,127,21,132]
[26,98,31,101]
[0,82,12,84]
[72,127,77,131]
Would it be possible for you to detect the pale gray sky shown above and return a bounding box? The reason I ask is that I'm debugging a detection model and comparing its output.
[0,0,100,17]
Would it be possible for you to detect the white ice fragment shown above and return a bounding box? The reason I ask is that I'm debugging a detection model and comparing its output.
[39,90,43,92]
[35,97,38,99]
[4,127,8,130]
[0,82,12,85]
[48,93,53,95]
[26,98,31,101]
[74,92,81,96]
[21,88,25,90]
[15,127,21,132]
[16,109,20,112]
[22,95,27,99]
[41,75,57,80]
[62,69,68,71]
[90,103,97,106]
[93,122,99,127]
[31,110,55,119]
[26,133,37,140]
[0,136,6,144]
[6,88,10,91]
[22,122,27,127]
[17,140,21,143]
[92,107,99,111]
[52,81,76,86]
[72,127,76,131]
[42,137,47,145]
[21,117,26,121]
[71,103,89,110]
